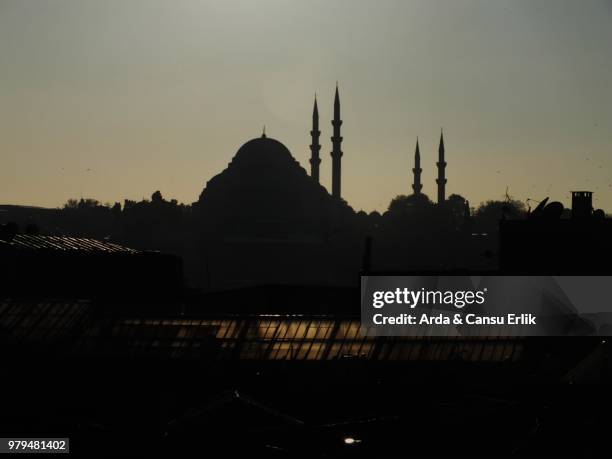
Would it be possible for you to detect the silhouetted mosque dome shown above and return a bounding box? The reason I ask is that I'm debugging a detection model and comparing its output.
[233,135,294,164]
[195,134,354,240]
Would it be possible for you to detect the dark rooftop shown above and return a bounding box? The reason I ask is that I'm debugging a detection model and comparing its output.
[1,234,138,253]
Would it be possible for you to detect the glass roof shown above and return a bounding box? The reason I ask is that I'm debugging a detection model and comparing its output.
[0,300,523,362]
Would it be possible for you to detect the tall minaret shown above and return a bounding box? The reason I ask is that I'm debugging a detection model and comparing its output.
[436,129,447,205]
[330,83,343,199]
[412,138,423,195]
[309,95,321,183]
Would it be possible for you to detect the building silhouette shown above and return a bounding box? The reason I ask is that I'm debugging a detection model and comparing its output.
[3,76,612,459]
[500,191,612,274]
[193,132,358,289]
[572,191,593,219]
[0,234,182,299]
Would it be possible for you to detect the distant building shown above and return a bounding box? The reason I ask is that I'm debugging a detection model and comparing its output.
[193,133,360,289]
[571,191,593,219]
[500,192,612,273]
[0,233,182,299]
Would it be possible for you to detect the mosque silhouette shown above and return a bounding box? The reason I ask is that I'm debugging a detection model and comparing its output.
[2,85,612,459]
[188,84,459,288]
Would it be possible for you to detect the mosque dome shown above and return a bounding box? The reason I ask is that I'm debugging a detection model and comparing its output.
[194,134,354,240]
[232,135,294,164]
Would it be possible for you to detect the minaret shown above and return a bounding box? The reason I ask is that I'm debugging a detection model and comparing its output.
[309,95,321,183]
[436,129,447,205]
[330,83,343,199]
[412,138,423,195]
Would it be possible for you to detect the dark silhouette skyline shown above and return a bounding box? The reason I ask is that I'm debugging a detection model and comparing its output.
[2,3,612,457]
[3,82,609,216]
[3,1,612,213]
[2,122,609,290]
[2,113,611,459]
[1,83,610,292]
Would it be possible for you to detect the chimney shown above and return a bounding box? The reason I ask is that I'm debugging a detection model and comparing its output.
[571,191,593,219]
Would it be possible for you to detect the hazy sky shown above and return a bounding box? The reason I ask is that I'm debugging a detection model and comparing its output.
[1,0,611,212]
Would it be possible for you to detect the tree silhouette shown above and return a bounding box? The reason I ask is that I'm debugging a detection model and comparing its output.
[151,190,163,204]
[387,193,433,214]
[445,193,470,229]
[474,199,527,232]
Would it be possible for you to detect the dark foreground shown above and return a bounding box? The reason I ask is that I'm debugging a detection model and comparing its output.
[1,342,610,458]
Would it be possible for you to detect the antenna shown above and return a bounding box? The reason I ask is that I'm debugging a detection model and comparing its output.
[502,186,512,220]
[529,197,549,218]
